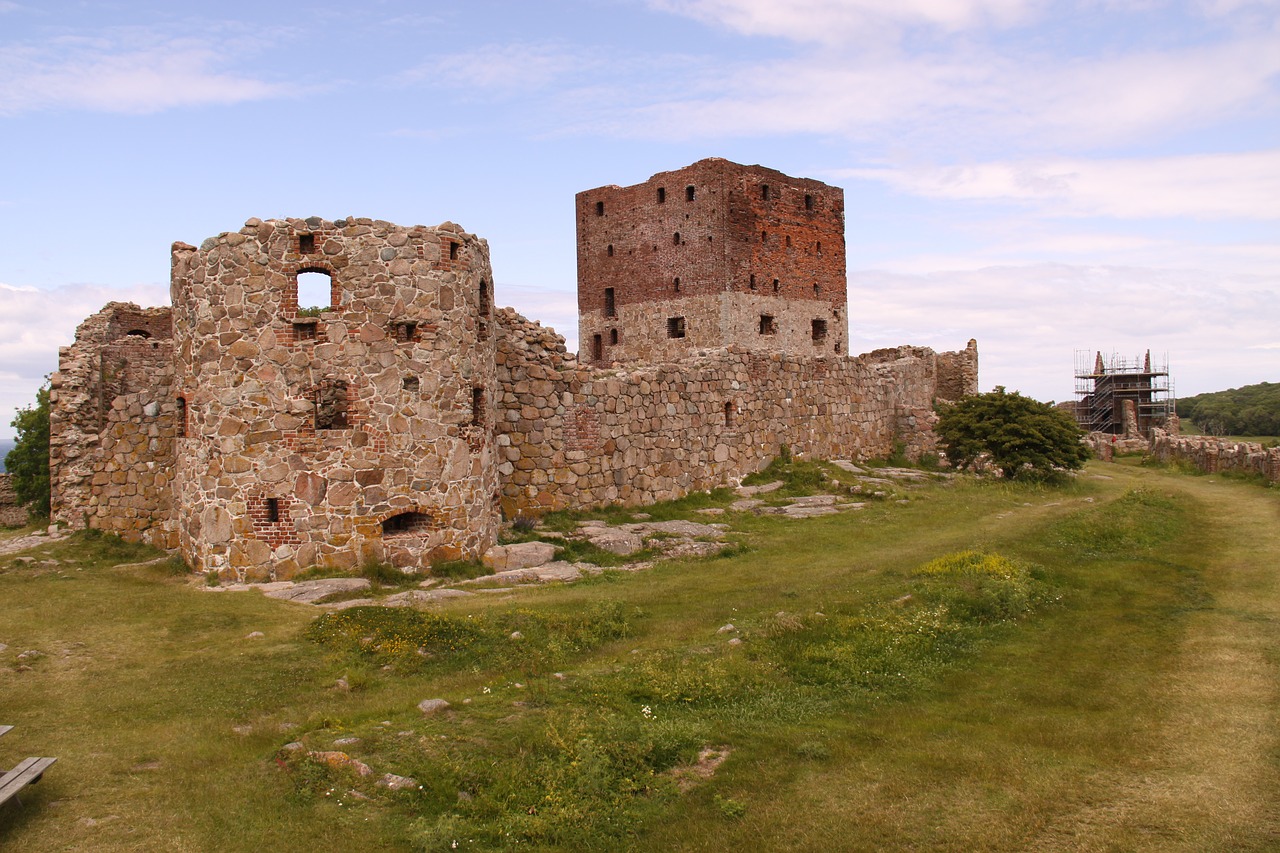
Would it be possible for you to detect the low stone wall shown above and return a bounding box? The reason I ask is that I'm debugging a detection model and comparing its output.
[1150,429,1280,482]
[0,474,27,527]
[494,309,972,515]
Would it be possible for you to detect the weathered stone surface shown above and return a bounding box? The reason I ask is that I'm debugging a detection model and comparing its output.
[482,541,557,571]
[261,577,371,603]
[417,698,450,716]
[587,530,643,556]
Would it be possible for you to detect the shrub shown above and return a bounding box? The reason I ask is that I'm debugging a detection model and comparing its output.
[5,383,50,520]
[936,387,1091,480]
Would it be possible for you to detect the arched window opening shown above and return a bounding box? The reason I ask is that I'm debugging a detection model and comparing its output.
[607,244,614,257]
[125,329,151,338]
[296,270,333,315]
[382,511,432,537]
[724,401,737,426]
[478,279,491,317]
[673,277,681,292]
[609,328,619,345]
[657,187,666,203]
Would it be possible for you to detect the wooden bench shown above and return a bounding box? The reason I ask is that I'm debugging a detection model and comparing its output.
[0,724,57,809]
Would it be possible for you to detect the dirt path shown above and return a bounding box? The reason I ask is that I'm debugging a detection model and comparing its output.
[1032,466,1280,851]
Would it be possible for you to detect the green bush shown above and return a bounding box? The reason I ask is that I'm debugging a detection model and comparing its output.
[5,383,50,520]
[936,387,1090,480]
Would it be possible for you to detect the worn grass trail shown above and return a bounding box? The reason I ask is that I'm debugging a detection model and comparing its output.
[1028,465,1280,851]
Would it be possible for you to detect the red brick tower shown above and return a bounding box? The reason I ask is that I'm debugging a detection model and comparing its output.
[576,158,847,364]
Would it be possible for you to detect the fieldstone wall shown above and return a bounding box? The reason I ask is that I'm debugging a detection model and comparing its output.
[49,302,178,546]
[168,217,499,579]
[494,308,974,515]
[1151,429,1280,482]
[50,214,979,581]
[0,474,27,527]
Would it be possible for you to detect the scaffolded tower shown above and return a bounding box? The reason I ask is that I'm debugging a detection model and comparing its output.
[1074,350,1175,437]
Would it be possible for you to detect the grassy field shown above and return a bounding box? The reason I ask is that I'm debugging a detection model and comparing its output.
[1,460,1278,851]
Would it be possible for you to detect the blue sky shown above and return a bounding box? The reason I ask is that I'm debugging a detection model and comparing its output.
[2,0,1277,437]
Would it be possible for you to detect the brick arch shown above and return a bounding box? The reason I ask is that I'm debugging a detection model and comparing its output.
[283,262,340,317]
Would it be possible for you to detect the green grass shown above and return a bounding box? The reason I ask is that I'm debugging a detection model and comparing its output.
[2,463,1279,851]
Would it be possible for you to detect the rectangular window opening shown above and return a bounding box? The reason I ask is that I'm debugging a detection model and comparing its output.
[604,287,616,317]
[812,319,828,342]
[673,277,681,292]
[471,387,485,426]
[607,244,614,257]
[657,187,666,203]
[673,232,681,245]
[685,185,695,202]
[591,334,603,361]
[314,378,350,430]
[667,317,686,339]
[749,274,757,291]
[402,375,420,393]
[724,401,737,427]
[761,184,770,200]
[393,321,418,342]
[292,321,318,342]
[298,234,316,254]
[176,397,187,437]
[449,241,459,260]
[759,315,776,335]
[609,328,618,345]
[595,200,605,216]
[266,498,280,524]
[772,279,780,293]
[805,194,814,211]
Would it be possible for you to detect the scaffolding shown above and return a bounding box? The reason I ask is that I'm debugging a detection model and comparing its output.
[1074,350,1175,436]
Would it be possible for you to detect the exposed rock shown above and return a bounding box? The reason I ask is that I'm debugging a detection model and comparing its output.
[417,698,450,716]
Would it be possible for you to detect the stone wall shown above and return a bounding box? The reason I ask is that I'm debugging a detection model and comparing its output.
[1150,429,1280,482]
[577,159,847,364]
[50,214,979,581]
[0,474,27,527]
[494,308,973,515]
[168,216,499,579]
[49,302,178,546]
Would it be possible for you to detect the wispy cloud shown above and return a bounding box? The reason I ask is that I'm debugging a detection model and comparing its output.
[398,42,597,95]
[840,149,1280,219]
[0,26,290,115]
[647,0,1037,43]
[0,281,168,432]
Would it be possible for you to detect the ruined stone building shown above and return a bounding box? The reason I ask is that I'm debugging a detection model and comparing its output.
[49,160,978,580]
[1074,350,1175,438]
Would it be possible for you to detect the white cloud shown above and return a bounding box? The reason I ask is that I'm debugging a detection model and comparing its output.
[647,0,1037,43]
[0,282,168,436]
[399,42,593,94]
[841,149,1280,219]
[0,29,289,115]
[847,264,1280,401]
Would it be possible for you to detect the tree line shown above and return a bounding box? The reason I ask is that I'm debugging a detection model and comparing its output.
[1177,381,1280,437]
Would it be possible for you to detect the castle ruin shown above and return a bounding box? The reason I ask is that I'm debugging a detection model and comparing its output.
[49,160,978,580]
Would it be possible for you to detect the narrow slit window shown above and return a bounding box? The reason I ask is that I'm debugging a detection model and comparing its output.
[657,187,666,203]
[176,397,187,437]
[591,334,603,361]
[686,185,695,201]
[812,319,828,342]
[266,498,280,523]
[609,328,618,345]
[761,184,769,200]
[595,201,605,216]
[298,234,316,254]
[604,287,616,317]
[759,315,776,335]
[673,277,681,292]
[805,194,814,211]
[813,283,821,297]
[667,317,686,338]
[749,274,757,291]
[673,232,681,245]
[724,401,736,426]
[607,244,614,257]
[816,241,822,256]
[450,241,459,260]
[785,235,792,247]
[471,387,485,426]
[479,279,491,317]
[761,230,768,244]
[773,279,780,293]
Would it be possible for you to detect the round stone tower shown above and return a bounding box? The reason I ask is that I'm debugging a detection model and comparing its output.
[170,216,499,580]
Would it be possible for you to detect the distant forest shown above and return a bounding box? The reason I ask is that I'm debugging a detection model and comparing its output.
[1177,382,1280,437]
[0,439,13,473]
